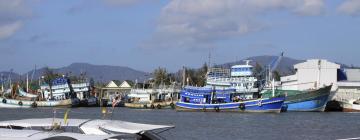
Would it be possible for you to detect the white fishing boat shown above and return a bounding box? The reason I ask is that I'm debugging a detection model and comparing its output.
[0,118,174,140]
[125,85,179,109]
[0,96,72,108]
[205,60,259,99]
[340,99,360,112]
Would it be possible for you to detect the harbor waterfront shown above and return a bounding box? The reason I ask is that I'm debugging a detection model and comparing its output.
[0,107,360,140]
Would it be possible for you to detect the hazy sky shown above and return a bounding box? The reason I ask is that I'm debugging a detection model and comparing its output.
[0,0,359,73]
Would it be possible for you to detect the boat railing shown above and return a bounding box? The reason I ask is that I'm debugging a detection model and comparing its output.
[206,77,257,84]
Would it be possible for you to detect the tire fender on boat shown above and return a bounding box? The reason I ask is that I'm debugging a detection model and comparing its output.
[257,100,262,107]
[239,103,246,110]
[32,102,37,108]
[150,104,155,109]
[214,106,220,112]
[156,104,162,109]
[2,99,6,104]
[18,101,23,106]
[170,102,175,109]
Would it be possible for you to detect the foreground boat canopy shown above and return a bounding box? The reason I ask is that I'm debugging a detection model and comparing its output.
[0,118,174,135]
[0,128,133,140]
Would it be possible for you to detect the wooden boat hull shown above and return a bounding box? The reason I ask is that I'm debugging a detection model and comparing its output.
[283,86,332,112]
[340,101,360,112]
[124,101,176,109]
[262,85,332,112]
[176,97,285,113]
[0,97,72,108]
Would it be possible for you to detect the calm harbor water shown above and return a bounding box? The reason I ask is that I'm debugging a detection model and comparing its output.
[0,108,359,140]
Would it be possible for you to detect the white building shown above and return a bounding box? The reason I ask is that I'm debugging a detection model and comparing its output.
[280,59,340,91]
[100,80,134,105]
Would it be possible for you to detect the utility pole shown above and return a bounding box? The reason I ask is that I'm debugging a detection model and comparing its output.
[26,73,29,92]
[182,66,186,88]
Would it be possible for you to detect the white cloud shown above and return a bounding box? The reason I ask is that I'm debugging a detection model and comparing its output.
[103,0,151,7]
[338,0,360,16]
[295,0,325,16]
[0,21,23,39]
[0,0,32,39]
[145,0,325,49]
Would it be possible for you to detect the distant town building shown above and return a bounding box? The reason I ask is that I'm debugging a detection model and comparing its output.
[280,59,340,91]
[100,80,133,98]
[99,80,134,106]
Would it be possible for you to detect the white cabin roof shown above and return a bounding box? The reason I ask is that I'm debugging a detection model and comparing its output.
[0,118,174,135]
[231,65,253,68]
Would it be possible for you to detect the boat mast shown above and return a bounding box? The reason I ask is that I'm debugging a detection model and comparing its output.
[272,78,275,97]
[9,69,12,90]
[1,74,3,93]
[208,50,211,68]
[26,73,29,92]
[211,85,215,104]
[30,65,36,83]
[317,60,321,89]
[182,66,186,88]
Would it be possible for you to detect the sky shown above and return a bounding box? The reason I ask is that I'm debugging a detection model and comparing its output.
[0,0,360,73]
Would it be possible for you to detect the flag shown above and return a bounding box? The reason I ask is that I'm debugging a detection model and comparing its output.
[63,109,70,125]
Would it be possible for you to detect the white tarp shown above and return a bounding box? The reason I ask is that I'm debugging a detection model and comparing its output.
[99,120,174,134]
[0,118,174,135]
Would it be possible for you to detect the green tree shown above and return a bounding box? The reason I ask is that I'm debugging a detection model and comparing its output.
[153,67,170,86]
[43,67,61,99]
[273,70,281,81]
[185,63,208,87]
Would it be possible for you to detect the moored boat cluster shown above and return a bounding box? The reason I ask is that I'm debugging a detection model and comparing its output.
[1,55,360,113]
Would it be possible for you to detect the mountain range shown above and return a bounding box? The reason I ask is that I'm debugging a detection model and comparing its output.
[0,63,150,83]
[0,55,350,83]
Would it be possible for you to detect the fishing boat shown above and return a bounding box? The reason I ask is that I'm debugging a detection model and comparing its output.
[339,99,360,112]
[176,59,285,113]
[0,76,83,108]
[176,86,285,113]
[261,85,332,112]
[0,96,72,108]
[125,86,179,109]
[0,118,174,140]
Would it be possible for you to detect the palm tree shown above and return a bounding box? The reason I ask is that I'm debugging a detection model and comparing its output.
[43,67,59,99]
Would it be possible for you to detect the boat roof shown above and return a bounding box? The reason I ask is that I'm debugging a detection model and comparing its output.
[99,120,172,134]
[0,128,129,140]
[0,118,174,135]
[231,65,253,68]
[0,118,85,127]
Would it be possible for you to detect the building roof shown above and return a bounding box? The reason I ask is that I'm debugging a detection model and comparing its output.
[294,59,340,69]
[105,80,121,88]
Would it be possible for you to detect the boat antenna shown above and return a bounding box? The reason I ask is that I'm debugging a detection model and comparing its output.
[243,60,252,65]
[182,66,186,88]
[1,73,3,93]
[208,50,211,68]
[30,65,36,83]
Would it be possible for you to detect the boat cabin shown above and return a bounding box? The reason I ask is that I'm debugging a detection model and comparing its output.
[180,86,235,104]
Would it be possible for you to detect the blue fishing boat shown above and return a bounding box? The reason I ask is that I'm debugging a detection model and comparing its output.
[176,86,285,113]
[261,85,332,112]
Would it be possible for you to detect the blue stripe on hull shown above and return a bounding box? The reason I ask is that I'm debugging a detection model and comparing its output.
[176,97,284,113]
[284,94,329,112]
